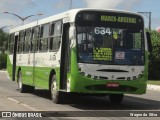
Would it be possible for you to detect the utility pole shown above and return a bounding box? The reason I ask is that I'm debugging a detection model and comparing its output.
[149,12,151,30]
[138,12,152,30]
[70,0,72,9]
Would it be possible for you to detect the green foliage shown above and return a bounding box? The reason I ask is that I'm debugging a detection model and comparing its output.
[0,53,7,69]
[134,33,142,48]
[146,29,160,80]
[148,80,160,85]
[0,30,9,53]
[0,30,9,69]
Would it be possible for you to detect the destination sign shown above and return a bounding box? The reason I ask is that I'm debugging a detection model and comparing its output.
[75,11,144,29]
[101,15,137,24]
[93,47,112,61]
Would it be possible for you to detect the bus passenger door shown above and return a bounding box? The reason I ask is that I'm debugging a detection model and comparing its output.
[60,23,70,90]
[12,34,18,81]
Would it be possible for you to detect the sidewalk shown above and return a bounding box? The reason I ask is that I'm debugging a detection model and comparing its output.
[147,84,160,92]
[0,70,7,72]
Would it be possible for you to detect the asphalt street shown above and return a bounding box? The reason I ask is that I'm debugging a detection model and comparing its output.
[0,71,160,120]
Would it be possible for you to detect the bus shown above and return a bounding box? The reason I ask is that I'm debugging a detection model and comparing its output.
[7,8,152,104]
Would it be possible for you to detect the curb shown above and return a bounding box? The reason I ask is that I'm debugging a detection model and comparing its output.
[0,70,7,73]
[147,84,160,92]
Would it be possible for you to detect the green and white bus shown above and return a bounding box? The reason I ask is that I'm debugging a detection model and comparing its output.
[7,8,152,104]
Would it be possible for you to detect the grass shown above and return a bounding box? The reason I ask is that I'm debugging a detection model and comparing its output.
[148,80,160,85]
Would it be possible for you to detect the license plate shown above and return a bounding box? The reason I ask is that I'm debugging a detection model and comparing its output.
[106,82,119,87]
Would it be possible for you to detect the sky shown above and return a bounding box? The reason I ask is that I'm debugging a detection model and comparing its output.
[0,0,160,32]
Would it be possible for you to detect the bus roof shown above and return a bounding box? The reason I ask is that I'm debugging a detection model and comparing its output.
[10,8,142,33]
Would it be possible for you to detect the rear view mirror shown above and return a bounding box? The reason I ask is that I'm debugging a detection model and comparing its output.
[69,26,76,47]
[69,26,75,40]
[146,32,152,52]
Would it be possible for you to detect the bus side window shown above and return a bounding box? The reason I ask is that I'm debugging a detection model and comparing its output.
[9,34,14,54]
[30,29,34,52]
[23,31,26,52]
[49,21,62,52]
[24,29,31,53]
[17,33,21,53]
[19,31,25,53]
[33,27,39,52]
[50,23,55,51]
[39,23,50,52]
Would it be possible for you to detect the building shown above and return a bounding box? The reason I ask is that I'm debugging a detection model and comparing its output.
[157,27,160,32]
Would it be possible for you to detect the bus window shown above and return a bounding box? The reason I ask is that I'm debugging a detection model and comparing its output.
[54,21,62,35]
[17,41,22,53]
[133,33,142,49]
[33,27,40,52]
[50,37,61,51]
[30,29,34,52]
[76,26,144,65]
[9,33,14,54]
[17,33,22,53]
[39,23,50,51]
[123,31,142,50]
[50,21,62,51]
[19,31,25,53]
[50,23,55,36]
[23,29,31,53]
[18,31,25,53]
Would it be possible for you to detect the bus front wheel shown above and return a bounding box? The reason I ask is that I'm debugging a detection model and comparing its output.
[17,71,35,93]
[109,94,124,104]
[51,74,64,104]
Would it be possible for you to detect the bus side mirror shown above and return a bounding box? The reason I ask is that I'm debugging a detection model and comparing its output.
[146,32,152,52]
[69,26,76,47]
[69,26,76,40]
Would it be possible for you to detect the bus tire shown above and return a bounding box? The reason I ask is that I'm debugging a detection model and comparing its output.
[17,71,35,93]
[51,74,64,104]
[109,94,124,104]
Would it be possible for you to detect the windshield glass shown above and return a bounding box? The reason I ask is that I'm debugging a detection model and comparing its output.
[76,26,144,65]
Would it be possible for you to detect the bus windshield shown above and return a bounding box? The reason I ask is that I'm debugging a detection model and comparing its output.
[76,26,144,65]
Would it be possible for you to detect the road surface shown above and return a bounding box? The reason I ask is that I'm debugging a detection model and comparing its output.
[0,71,160,120]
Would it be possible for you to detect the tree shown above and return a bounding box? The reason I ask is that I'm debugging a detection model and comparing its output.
[0,30,9,53]
[0,30,9,69]
[146,29,160,80]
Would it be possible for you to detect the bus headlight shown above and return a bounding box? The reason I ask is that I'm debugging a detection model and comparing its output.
[80,72,85,76]
[87,74,91,78]
[133,76,136,80]
[127,77,131,80]
[138,74,143,78]
[94,76,98,80]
